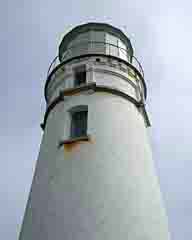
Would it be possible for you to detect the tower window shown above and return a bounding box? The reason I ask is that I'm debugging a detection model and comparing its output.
[70,106,88,138]
[74,65,86,87]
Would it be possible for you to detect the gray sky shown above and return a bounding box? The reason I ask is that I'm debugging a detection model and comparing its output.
[1,0,192,239]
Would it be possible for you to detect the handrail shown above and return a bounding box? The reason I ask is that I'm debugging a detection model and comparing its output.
[47,41,144,78]
[47,55,59,77]
[132,55,144,78]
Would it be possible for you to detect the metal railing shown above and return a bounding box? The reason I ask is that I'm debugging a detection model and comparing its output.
[47,41,144,78]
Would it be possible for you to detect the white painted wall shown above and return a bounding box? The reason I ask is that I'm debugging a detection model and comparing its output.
[20,90,170,240]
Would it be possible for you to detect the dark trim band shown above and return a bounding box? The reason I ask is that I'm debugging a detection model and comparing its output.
[44,54,147,103]
[41,83,150,130]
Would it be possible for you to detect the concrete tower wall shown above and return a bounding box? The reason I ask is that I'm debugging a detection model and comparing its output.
[20,95,170,240]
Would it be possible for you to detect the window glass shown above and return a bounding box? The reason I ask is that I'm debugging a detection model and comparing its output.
[64,32,90,59]
[89,31,105,54]
[92,31,105,42]
[105,33,118,56]
[118,40,128,60]
[71,110,88,138]
[106,33,118,45]
[72,32,90,45]
[74,65,86,87]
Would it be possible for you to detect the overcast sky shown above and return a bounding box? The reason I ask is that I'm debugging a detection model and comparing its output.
[2,0,192,239]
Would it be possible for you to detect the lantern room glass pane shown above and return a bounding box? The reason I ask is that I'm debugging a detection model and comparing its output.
[62,32,90,60]
[89,31,105,54]
[105,33,118,56]
[118,39,128,61]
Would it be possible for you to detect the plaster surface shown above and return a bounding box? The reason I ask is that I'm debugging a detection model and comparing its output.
[19,93,170,240]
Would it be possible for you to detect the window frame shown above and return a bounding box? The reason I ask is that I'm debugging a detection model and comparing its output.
[73,64,87,87]
[69,105,88,139]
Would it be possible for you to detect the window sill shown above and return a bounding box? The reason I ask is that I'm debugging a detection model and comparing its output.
[58,135,90,148]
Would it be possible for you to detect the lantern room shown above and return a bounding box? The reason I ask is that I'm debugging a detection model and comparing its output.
[59,22,134,63]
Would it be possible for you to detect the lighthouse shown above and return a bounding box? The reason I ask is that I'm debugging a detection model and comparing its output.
[19,22,170,240]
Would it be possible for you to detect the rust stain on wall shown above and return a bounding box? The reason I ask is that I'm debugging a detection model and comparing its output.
[63,137,94,153]
[64,141,81,152]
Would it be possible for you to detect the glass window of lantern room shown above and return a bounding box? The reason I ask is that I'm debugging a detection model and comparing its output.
[90,31,105,54]
[105,33,118,57]
[74,65,86,87]
[118,39,128,61]
[68,32,90,59]
[70,110,88,138]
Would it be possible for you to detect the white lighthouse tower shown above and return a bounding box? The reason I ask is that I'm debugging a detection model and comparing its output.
[19,23,170,240]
